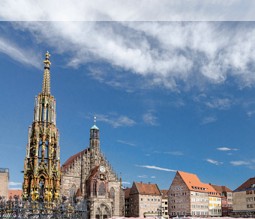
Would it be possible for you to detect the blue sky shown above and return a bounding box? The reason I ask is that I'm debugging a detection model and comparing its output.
[1,1,255,191]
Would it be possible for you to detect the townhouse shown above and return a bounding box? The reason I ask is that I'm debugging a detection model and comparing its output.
[233,177,255,217]
[168,171,221,217]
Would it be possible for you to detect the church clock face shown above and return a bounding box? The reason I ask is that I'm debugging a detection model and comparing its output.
[99,165,105,173]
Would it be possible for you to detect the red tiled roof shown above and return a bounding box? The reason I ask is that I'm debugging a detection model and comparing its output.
[210,184,232,193]
[235,177,255,192]
[8,190,22,199]
[61,149,87,171]
[178,171,220,196]
[124,188,131,198]
[134,182,161,196]
[161,189,168,198]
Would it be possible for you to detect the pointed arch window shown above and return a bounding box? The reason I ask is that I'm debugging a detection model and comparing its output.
[98,182,106,196]
[38,140,42,159]
[46,104,49,122]
[45,140,49,159]
[93,182,97,196]
[109,187,115,199]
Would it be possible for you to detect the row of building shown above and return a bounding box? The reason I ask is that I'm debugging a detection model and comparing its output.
[2,166,255,218]
[123,171,255,218]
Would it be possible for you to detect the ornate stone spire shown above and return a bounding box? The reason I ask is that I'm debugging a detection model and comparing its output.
[23,52,61,203]
[42,51,51,94]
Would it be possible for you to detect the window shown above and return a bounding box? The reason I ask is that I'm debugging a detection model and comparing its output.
[93,182,97,196]
[109,187,115,200]
[246,190,253,195]
[98,182,106,196]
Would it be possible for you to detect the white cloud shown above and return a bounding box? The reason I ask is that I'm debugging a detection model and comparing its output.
[217,147,238,151]
[230,160,250,166]
[1,21,255,91]
[137,165,176,172]
[117,140,136,147]
[247,110,255,117]
[205,98,232,110]
[206,158,223,165]
[96,113,135,128]
[1,1,255,21]
[9,181,22,186]
[138,175,148,178]
[122,181,131,185]
[164,151,184,156]
[201,116,217,125]
[143,111,158,126]
[0,37,40,68]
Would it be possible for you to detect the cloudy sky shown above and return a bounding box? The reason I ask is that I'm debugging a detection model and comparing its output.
[1,1,255,190]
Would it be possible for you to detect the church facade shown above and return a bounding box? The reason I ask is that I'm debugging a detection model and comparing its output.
[61,122,124,219]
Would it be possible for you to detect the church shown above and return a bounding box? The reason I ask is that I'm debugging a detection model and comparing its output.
[61,121,124,218]
[22,52,124,218]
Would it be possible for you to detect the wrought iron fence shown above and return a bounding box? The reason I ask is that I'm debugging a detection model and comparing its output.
[0,195,88,219]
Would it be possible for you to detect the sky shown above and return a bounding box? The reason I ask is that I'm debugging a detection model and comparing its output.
[1,1,255,191]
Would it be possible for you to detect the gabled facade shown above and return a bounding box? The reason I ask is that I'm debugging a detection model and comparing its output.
[207,184,222,217]
[168,171,221,217]
[124,188,131,217]
[61,122,124,219]
[233,177,255,217]
[210,184,233,216]
[161,190,169,218]
[129,182,162,217]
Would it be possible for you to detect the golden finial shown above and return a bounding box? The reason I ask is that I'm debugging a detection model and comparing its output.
[43,51,51,69]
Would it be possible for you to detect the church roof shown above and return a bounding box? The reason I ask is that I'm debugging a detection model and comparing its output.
[61,149,87,171]
[91,124,99,130]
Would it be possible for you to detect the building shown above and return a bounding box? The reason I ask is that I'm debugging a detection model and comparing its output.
[127,182,162,217]
[208,186,222,217]
[124,188,131,217]
[232,177,255,217]
[22,52,61,202]
[8,190,22,200]
[210,184,233,216]
[168,171,222,217]
[61,120,124,219]
[0,168,9,199]
[161,190,169,218]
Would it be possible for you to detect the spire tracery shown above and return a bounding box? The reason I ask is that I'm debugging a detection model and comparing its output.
[42,51,51,94]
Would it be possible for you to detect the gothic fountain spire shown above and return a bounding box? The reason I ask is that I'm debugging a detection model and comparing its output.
[22,52,61,203]
[42,51,51,95]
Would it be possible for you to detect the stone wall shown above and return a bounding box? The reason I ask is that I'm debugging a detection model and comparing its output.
[168,173,191,217]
